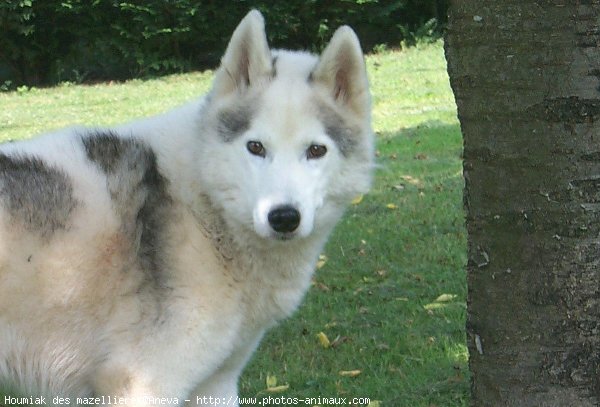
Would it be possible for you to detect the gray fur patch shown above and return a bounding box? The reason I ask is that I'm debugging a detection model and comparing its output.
[82,132,130,174]
[217,102,255,142]
[317,102,360,157]
[0,154,77,237]
[81,131,173,290]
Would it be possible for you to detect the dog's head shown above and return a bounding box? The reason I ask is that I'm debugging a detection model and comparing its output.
[199,10,374,242]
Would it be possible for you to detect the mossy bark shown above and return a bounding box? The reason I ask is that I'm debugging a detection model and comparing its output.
[445,2,600,406]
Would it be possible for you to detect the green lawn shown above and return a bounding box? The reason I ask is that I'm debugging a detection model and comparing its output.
[0,41,468,406]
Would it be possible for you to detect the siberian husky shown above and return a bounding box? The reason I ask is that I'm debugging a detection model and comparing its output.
[0,10,373,405]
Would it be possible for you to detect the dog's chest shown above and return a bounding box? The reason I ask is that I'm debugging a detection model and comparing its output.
[168,210,312,331]
[240,272,312,329]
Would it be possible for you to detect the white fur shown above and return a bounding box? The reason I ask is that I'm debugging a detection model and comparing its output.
[0,10,373,406]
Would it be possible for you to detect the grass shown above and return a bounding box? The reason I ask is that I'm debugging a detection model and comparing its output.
[0,41,467,406]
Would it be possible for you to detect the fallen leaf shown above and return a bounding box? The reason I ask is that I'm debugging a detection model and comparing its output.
[265,384,289,393]
[425,293,459,310]
[265,372,289,393]
[351,195,364,205]
[434,293,457,303]
[315,281,330,292]
[330,335,349,348]
[266,373,277,388]
[400,175,422,186]
[316,254,328,269]
[424,302,446,310]
[339,369,362,377]
[316,331,330,348]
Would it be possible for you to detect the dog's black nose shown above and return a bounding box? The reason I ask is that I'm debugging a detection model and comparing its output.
[268,205,301,233]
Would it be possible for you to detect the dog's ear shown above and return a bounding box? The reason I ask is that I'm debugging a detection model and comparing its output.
[311,26,370,118]
[212,10,272,98]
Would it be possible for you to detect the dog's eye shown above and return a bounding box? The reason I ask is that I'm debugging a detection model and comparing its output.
[247,141,266,158]
[307,144,327,159]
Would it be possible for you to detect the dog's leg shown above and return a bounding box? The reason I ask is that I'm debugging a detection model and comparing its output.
[93,367,191,407]
[187,335,263,407]
[187,368,239,407]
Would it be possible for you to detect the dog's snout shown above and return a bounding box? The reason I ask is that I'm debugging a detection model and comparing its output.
[268,205,301,233]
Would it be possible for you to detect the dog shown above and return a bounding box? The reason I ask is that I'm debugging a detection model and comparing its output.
[0,10,373,406]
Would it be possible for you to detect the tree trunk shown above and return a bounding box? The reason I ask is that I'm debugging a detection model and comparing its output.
[445,2,600,406]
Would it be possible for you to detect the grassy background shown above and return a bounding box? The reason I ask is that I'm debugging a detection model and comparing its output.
[0,42,467,406]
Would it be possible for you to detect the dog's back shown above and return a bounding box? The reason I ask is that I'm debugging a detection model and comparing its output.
[0,129,168,394]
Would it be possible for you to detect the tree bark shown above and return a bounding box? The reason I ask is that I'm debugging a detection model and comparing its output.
[445,2,600,406]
